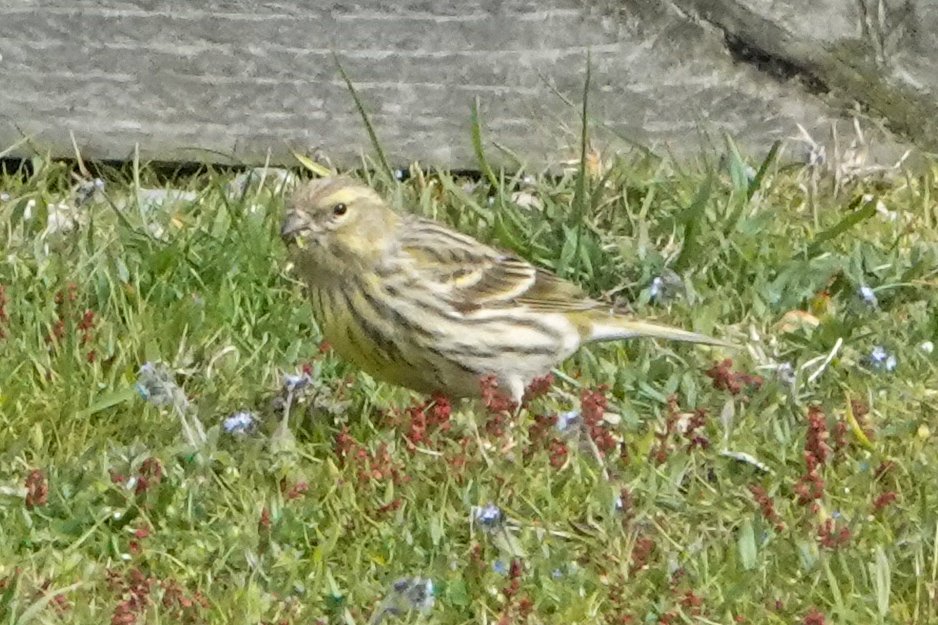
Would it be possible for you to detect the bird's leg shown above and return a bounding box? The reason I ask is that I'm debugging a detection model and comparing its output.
[270,389,298,453]
[279,389,294,433]
[468,414,493,469]
[508,379,526,422]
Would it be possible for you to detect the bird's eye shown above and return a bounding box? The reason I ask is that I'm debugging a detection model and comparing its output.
[332,203,348,217]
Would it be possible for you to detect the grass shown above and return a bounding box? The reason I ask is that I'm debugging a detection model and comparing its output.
[1,142,937,625]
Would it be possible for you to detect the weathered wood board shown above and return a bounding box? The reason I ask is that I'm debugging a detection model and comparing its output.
[0,1,933,168]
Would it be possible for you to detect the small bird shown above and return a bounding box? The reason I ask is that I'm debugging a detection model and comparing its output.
[281,176,729,405]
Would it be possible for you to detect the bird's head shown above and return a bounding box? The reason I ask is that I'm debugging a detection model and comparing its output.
[281,176,400,279]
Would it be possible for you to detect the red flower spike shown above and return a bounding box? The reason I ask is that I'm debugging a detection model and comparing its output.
[479,375,516,414]
[404,402,428,449]
[832,419,848,450]
[680,590,704,615]
[748,484,785,531]
[659,611,678,625]
[802,608,826,625]
[503,559,523,600]
[547,438,568,469]
[872,491,897,512]
[581,387,617,455]
[684,408,711,450]
[850,399,876,442]
[78,309,95,332]
[523,373,554,404]
[527,413,556,448]
[139,457,163,481]
[629,535,656,573]
[376,498,402,516]
[428,394,452,427]
[805,405,831,465]
[284,480,309,501]
[517,595,533,621]
[794,467,825,506]
[817,518,851,550]
[705,358,763,396]
[130,458,162,497]
[650,395,681,465]
[24,469,48,509]
[0,284,8,338]
[334,426,355,462]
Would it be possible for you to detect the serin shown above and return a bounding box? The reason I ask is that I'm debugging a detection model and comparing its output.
[281,176,729,405]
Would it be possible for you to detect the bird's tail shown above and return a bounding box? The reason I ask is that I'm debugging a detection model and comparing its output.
[587,317,733,348]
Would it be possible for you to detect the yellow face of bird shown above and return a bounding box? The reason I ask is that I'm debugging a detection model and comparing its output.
[281,177,399,278]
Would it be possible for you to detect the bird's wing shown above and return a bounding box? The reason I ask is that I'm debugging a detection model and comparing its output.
[397,218,601,314]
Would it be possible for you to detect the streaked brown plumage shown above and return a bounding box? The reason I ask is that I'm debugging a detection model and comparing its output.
[281,176,729,404]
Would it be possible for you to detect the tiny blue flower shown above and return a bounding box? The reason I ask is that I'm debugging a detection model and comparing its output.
[283,372,312,393]
[921,341,934,354]
[135,382,151,401]
[858,285,878,307]
[777,362,795,386]
[473,502,502,529]
[551,568,564,579]
[379,577,435,618]
[869,346,897,372]
[394,169,405,181]
[804,144,826,167]
[223,411,256,435]
[555,409,580,432]
[492,560,508,575]
[94,177,106,190]
[649,276,664,299]
[135,362,184,408]
[414,579,434,610]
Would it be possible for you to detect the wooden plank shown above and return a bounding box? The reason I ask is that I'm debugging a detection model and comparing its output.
[0,0,916,167]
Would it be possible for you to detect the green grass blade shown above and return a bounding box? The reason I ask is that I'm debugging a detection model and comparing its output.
[291,149,335,177]
[74,386,138,419]
[873,545,891,618]
[806,195,877,257]
[673,171,713,272]
[470,97,499,191]
[748,139,781,201]
[724,134,750,193]
[0,571,20,622]
[737,517,758,571]
[333,53,393,179]
[15,583,82,625]
[566,51,591,278]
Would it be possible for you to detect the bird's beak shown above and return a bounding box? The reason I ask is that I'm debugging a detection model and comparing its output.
[280,211,309,243]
